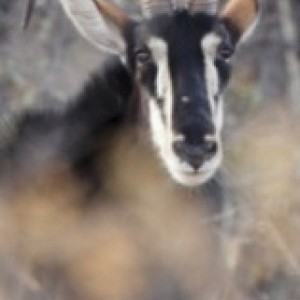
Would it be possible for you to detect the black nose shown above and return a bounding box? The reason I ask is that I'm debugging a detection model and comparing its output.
[173,140,218,170]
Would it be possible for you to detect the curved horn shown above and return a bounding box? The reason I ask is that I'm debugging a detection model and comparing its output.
[139,0,173,17]
[59,0,129,54]
[189,0,219,14]
[139,0,218,17]
[139,0,199,17]
[23,0,36,29]
[92,0,130,28]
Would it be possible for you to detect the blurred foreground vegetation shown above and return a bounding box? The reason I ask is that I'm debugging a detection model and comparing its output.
[0,0,300,299]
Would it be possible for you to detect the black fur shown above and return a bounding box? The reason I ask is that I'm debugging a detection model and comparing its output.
[0,57,132,190]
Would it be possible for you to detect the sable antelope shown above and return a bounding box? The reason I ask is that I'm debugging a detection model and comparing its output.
[20,0,259,187]
[59,0,260,186]
[0,0,260,299]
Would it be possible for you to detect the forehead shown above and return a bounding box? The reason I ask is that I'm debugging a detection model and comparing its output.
[135,12,218,46]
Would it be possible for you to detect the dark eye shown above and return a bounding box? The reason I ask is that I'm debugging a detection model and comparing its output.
[157,97,164,107]
[135,49,152,64]
[217,44,234,61]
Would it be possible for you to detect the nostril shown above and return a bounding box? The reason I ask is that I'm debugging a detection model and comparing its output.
[173,141,205,169]
[203,141,218,157]
[173,140,218,170]
[173,141,217,158]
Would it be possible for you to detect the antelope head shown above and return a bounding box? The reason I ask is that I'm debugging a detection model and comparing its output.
[57,0,259,186]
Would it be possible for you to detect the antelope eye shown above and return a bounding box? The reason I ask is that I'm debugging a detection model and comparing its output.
[135,49,152,64]
[217,44,234,60]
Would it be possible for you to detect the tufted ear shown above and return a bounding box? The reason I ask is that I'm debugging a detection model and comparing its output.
[59,0,131,55]
[220,0,259,45]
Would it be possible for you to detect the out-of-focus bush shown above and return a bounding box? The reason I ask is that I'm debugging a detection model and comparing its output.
[0,1,300,300]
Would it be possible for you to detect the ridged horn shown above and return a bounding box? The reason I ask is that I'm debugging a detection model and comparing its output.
[139,0,218,17]
[189,0,219,14]
[92,0,130,28]
[139,0,173,17]
[24,0,129,30]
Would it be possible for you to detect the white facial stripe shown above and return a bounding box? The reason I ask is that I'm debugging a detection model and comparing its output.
[173,134,185,143]
[148,38,169,99]
[149,100,165,157]
[147,37,173,144]
[201,33,222,134]
[215,96,224,133]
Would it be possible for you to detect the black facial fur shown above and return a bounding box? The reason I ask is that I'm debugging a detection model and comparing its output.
[0,58,133,196]
[126,11,234,144]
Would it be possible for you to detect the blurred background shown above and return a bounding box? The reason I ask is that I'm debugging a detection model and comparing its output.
[0,0,300,299]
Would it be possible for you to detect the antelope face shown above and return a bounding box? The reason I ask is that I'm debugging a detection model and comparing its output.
[58,0,259,186]
[129,12,234,185]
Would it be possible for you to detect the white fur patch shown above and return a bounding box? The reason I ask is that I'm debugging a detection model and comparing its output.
[148,38,171,102]
[147,37,174,167]
[201,33,223,136]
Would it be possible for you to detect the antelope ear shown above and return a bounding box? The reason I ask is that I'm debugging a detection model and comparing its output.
[59,0,131,55]
[220,0,260,45]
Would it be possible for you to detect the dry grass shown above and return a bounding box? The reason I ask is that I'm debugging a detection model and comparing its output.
[222,104,300,299]
[0,128,225,300]
[0,104,300,299]
[1,3,300,298]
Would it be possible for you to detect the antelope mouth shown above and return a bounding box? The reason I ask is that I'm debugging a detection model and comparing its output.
[171,168,218,187]
[166,151,223,187]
